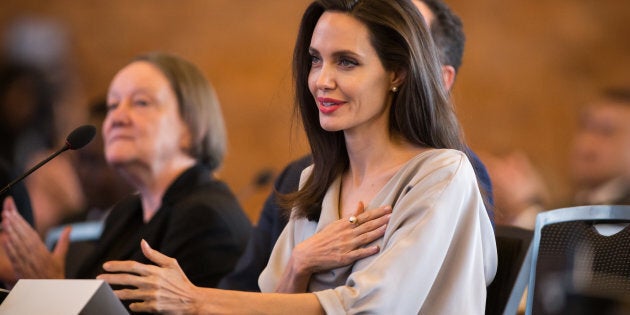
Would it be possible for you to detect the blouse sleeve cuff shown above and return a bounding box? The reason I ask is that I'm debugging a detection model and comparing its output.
[313,289,346,315]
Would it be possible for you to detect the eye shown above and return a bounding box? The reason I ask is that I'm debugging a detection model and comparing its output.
[338,57,358,69]
[133,98,150,107]
[310,54,322,66]
[106,102,118,111]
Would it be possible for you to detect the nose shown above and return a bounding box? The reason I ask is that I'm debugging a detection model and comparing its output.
[314,64,336,91]
[104,99,131,129]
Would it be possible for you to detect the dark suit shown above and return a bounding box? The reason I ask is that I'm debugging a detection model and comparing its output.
[0,158,35,226]
[71,164,252,312]
[219,150,494,292]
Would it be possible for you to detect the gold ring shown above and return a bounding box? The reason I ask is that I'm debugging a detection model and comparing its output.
[348,216,358,225]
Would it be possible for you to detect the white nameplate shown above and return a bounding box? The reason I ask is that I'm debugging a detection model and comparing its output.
[0,279,128,314]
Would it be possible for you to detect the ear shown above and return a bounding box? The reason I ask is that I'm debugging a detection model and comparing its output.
[390,69,407,90]
[179,125,193,153]
[441,65,456,92]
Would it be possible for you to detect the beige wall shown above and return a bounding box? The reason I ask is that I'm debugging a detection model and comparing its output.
[1,0,629,221]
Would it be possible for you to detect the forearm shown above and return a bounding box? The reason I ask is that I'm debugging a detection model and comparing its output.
[195,287,324,315]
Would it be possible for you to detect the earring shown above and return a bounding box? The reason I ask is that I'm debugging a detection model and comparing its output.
[392,86,398,93]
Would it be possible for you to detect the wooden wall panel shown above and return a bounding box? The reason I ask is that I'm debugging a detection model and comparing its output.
[1,0,628,221]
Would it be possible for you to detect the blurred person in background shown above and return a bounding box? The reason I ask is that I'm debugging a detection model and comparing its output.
[0,62,85,238]
[571,87,630,205]
[0,17,88,238]
[0,53,252,313]
[482,151,549,229]
[0,64,56,171]
[483,87,630,229]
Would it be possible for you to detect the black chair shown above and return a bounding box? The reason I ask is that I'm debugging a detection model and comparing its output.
[486,225,533,315]
[525,205,630,315]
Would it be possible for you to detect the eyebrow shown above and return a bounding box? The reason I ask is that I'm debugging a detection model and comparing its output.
[107,87,155,99]
[308,47,362,59]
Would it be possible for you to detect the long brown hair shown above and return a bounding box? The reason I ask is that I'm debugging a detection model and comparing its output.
[282,0,466,221]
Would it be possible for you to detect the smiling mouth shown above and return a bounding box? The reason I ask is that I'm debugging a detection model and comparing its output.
[107,135,133,143]
[317,97,345,106]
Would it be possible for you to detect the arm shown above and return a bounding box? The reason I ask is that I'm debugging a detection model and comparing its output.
[0,197,71,280]
[275,202,391,293]
[99,240,325,315]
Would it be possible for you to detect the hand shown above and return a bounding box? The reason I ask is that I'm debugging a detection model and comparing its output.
[0,245,17,287]
[275,202,391,293]
[293,202,392,273]
[1,197,69,279]
[98,240,201,314]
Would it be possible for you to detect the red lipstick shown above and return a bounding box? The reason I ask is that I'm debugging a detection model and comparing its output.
[317,97,345,114]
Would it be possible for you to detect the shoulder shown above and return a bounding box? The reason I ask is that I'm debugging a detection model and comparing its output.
[172,179,243,216]
[396,149,477,192]
[284,155,313,174]
[161,177,251,244]
[274,155,312,194]
[167,179,251,235]
[410,149,472,175]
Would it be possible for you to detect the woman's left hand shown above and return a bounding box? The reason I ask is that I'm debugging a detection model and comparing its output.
[97,239,201,314]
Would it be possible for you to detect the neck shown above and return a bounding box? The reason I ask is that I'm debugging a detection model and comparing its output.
[338,132,426,217]
[344,132,423,184]
[116,157,196,222]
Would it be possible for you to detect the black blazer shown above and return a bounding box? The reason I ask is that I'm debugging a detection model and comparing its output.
[71,164,252,289]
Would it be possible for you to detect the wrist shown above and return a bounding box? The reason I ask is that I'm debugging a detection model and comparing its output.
[290,247,314,277]
[190,285,209,314]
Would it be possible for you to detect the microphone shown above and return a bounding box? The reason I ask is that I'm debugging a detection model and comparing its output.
[0,125,96,196]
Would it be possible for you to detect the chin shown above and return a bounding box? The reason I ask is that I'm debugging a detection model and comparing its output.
[104,152,134,166]
[319,120,343,132]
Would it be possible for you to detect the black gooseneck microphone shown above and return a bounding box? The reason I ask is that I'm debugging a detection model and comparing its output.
[0,125,96,196]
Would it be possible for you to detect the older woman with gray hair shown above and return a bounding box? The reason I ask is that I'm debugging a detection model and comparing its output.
[1,53,252,309]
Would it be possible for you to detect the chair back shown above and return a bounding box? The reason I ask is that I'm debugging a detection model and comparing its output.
[525,205,630,315]
[486,225,533,315]
[45,220,104,249]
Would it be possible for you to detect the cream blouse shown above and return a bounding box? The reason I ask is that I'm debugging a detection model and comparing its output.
[259,149,497,314]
